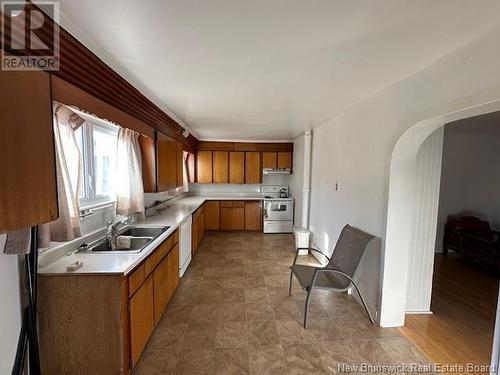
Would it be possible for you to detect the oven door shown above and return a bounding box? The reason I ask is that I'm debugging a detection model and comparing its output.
[264,200,293,222]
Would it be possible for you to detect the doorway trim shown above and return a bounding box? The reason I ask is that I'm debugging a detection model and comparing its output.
[380,99,500,327]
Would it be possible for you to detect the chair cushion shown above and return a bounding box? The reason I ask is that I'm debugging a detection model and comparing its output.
[292,265,351,291]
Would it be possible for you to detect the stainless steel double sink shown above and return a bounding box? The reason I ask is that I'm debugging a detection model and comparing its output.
[82,225,169,253]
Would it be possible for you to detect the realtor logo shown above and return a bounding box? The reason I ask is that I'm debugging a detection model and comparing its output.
[1,1,60,70]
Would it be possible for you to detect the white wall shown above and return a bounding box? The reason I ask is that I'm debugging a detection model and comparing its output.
[0,235,22,374]
[290,135,305,226]
[436,114,500,251]
[304,25,500,326]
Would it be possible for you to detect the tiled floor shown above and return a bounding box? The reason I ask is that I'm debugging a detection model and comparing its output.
[134,232,431,375]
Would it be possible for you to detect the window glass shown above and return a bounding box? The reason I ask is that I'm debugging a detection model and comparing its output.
[92,127,117,197]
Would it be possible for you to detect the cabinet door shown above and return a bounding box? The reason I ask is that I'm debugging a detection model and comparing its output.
[130,275,154,367]
[139,135,157,192]
[157,133,177,191]
[213,151,229,183]
[176,142,184,188]
[229,152,245,184]
[245,202,262,231]
[167,244,179,301]
[262,152,277,169]
[277,152,292,169]
[221,207,245,231]
[245,152,261,184]
[197,151,213,183]
[0,70,57,233]
[204,201,220,230]
[153,256,169,324]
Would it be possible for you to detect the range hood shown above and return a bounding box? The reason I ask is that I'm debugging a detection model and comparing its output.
[262,168,291,175]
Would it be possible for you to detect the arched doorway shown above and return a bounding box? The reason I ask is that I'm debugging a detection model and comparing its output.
[380,99,500,327]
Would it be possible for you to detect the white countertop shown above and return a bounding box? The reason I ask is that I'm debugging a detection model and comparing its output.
[38,194,263,276]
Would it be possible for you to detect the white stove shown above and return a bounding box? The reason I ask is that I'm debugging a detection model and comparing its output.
[261,185,294,233]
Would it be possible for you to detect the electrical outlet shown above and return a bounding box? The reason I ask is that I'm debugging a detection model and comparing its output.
[335,182,339,191]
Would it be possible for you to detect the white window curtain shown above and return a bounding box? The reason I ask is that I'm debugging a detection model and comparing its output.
[115,128,145,218]
[38,104,84,248]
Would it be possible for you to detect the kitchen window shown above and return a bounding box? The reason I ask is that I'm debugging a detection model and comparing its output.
[76,119,119,208]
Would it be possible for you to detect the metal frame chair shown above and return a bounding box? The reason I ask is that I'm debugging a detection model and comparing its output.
[289,224,375,328]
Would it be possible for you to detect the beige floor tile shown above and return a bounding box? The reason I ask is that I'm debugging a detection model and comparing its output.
[245,302,275,321]
[216,321,249,348]
[247,320,280,346]
[248,344,287,375]
[214,348,250,375]
[282,343,328,375]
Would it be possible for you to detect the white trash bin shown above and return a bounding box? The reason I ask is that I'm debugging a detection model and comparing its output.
[294,228,310,255]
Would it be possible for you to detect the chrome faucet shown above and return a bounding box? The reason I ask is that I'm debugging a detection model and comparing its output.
[106,217,128,249]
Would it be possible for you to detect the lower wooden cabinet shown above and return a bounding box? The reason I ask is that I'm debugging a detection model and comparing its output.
[153,244,179,324]
[39,229,180,374]
[192,204,206,255]
[130,275,154,366]
[245,201,262,231]
[220,201,245,231]
[205,201,220,230]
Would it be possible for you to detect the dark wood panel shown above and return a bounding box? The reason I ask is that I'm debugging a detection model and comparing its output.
[0,3,197,150]
[0,70,58,233]
[176,142,184,188]
[220,207,245,231]
[197,141,293,152]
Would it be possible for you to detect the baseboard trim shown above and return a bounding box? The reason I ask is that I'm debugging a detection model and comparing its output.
[405,310,434,315]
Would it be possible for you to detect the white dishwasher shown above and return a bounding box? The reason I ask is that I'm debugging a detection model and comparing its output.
[179,215,192,277]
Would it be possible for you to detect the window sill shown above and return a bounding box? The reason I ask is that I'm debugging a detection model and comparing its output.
[79,200,115,212]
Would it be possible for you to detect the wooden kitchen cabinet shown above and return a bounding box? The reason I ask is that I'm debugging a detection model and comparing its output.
[262,152,277,169]
[130,274,154,367]
[0,70,58,233]
[153,243,179,324]
[245,152,261,184]
[157,132,178,191]
[139,135,157,192]
[205,201,220,230]
[192,204,206,255]
[39,230,180,374]
[229,152,245,184]
[213,151,229,183]
[176,142,184,187]
[245,201,262,231]
[197,151,213,183]
[220,201,245,230]
[277,152,292,169]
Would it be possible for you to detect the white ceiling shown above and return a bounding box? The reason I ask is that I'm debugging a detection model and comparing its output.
[56,0,500,141]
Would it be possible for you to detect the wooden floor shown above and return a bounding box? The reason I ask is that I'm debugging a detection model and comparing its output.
[399,254,498,373]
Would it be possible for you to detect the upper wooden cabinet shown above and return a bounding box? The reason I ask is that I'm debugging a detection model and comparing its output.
[139,135,156,193]
[229,152,245,184]
[197,151,213,183]
[0,70,58,233]
[213,151,229,183]
[277,152,292,169]
[245,152,261,184]
[176,142,184,187]
[262,152,277,169]
[157,132,178,191]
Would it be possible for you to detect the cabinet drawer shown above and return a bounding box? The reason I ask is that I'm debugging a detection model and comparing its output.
[232,201,244,208]
[220,201,233,208]
[144,238,169,275]
[173,229,179,244]
[128,264,145,297]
